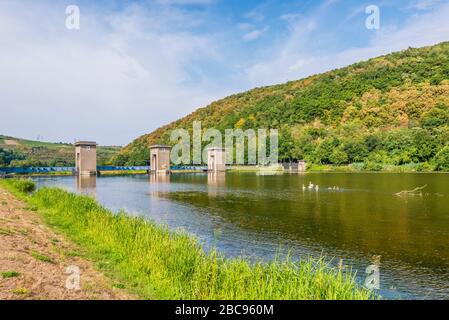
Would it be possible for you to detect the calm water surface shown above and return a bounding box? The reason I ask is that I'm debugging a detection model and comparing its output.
[33,173,449,300]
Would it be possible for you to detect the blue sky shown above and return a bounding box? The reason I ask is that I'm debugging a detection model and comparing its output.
[1,0,448,145]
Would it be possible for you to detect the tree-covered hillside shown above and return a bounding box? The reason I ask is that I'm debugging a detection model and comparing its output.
[112,42,449,171]
[0,135,120,167]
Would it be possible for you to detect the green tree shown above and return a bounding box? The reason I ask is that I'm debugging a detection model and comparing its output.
[313,138,339,164]
[430,74,445,85]
[111,153,129,166]
[434,146,449,171]
[343,141,368,163]
[364,135,380,152]
[410,128,437,162]
[0,148,25,167]
[278,128,296,162]
[421,104,449,129]
[382,129,413,153]
[329,148,349,165]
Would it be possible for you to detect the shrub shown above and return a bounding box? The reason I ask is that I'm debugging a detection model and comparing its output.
[329,149,349,165]
[434,146,449,171]
[363,161,383,171]
[0,148,25,167]
[421,104,449,129]
[10,179,36,194]
[343,141,368,163]
[416,162,432,172]
[410,128,437,162]
[364,135,380,152]
[313,138,339,164]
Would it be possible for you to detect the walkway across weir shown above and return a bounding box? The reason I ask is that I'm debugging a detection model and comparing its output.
[0,166,207,175]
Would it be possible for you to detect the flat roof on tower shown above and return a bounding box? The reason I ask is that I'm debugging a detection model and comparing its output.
[207,147,225,151]
[75,141,97,146]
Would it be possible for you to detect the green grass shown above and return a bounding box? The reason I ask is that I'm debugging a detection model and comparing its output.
[228,165,284,173]
[15,172,74,177]
[30,251,54,264]
[0,227,14,236]
[1,271,20,278]
[8,178,36,193]
[305,163,438,173]
[0,179,374,300]
[12,287,29,295]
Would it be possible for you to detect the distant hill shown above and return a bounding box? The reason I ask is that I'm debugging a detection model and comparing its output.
[114,42,449,171]
[0,135,120,167]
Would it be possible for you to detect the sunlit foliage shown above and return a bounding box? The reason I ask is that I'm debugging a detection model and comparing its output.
[113,42,449,170]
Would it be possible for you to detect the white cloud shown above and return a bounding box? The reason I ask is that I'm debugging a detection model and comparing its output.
[242,27,269,42]
[244,11,265,22]
[280,13,303,22]
[245,1,449,87]
[238,23,254,31]
[408,0,441,10]
[1,0,448,146]
[0,1,224,145]
[156,0,215,5]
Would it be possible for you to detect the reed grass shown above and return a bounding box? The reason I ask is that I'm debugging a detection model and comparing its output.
[8,178,35,193]
[0,179,373,300]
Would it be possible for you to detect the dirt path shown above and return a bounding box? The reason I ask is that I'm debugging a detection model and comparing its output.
[0,187,133,300]
[3,139,19,146]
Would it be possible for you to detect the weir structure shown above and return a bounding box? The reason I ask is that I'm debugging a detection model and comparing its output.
[0,139,310,177]
[281,161,307,172]
[150,145,171,174]
[75,141,97,176]
[207,147,226,173]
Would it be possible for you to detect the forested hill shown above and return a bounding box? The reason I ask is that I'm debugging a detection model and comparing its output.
[0,135,120,167]
[112,42,449,171]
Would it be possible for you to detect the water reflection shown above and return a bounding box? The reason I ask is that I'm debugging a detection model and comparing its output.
[149,173,170,183]
[33,173,449,299]
[207,173,226,197]
[149,173,170,197]
[75,175,96,197]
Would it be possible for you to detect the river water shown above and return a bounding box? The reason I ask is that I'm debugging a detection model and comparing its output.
[32,172,449,300]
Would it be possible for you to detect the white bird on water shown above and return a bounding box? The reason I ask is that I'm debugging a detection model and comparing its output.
[315,185,319,191]
[308,182,315,190]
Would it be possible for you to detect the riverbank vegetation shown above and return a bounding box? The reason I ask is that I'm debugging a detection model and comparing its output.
[8,179,36,193]
[0,179,373,300]
[306,162,448,173]
[0,181,130,299]
[113,42,449,172]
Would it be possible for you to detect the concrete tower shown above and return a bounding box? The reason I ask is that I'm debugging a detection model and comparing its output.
[150,145,171,174]
[75,141,97,176]
[207,147,226,172]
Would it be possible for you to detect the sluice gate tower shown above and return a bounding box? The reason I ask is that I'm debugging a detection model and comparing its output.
[75,141,97,176]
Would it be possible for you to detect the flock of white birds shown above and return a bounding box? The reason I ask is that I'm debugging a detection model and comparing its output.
[302,182,341,191]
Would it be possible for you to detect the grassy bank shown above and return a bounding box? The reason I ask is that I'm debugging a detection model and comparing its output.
[307,162,440,173]
[3,170,148,178]
[0,179,373,300]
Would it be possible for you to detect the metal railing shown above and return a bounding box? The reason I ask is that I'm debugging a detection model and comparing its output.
[0,165,208,174]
